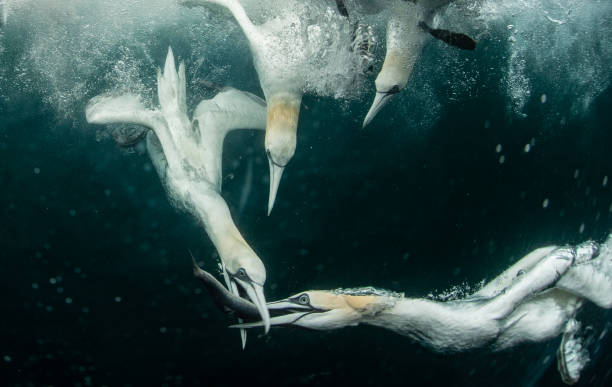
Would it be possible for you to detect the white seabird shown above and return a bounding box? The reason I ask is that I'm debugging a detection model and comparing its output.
[184,0,343,214]
[229,237,612,383]
[360,0,475,127]
[86,47,271,341]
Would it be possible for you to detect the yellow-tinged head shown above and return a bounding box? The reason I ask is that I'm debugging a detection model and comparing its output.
[264,92,302,214]
[232,287,399,330]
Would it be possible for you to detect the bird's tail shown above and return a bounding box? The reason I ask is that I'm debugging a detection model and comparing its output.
[157,47,188,118]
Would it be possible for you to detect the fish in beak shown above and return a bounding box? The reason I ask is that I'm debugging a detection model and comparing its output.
[231,297,322,329]
[232,276,271,334]
[220,263,270,343]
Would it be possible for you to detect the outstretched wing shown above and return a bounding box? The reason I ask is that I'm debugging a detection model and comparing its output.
[180,0,263,45]
[86,93,183,172]
[192,87,266,189]
[474,246,557,299]
[86,93,165,133]
[194,87,266,132]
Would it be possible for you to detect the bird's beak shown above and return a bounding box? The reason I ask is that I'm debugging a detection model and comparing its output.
[363,91,395,128]
[230,298,318,329]
[234,278,271,334]
[267,157,285,216]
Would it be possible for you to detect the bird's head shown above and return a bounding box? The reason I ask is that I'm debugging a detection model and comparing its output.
[264,92,301,215]
[363,58,408,128]
[233,287,399,330]
[223,245,270,333]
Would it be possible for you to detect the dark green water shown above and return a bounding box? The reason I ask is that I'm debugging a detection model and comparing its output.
[1,1,611,386]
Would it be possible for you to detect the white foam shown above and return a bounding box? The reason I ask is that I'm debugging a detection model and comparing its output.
[0,0,609,126]
[477,0,612,118]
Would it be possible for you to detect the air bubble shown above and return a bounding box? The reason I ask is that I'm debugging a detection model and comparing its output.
[495,144,502,153]
[542,198,550,208]
[524,144,531,153]
[603,176,608,187]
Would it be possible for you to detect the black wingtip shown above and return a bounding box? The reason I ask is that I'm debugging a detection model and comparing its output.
[335,0,349,17]
[419,21,477,51]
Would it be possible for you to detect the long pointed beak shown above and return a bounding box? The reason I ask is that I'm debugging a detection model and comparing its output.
[227,279,248,349]
[219,263,249,348]
[231,298,314,329]
[267,158,285,215]
[236,278,271,333]
[363,92,394,128]
[230,311,311,329]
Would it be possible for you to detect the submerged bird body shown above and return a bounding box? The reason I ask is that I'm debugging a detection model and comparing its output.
[363,0,437,126]
[361,0,477,127]
[203,237,611,367]
[86,48,271,337]
[185,0,355,213]
[185,0,306,213]
[252,244,585,352]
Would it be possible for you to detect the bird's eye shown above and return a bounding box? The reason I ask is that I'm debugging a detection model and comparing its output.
[387,85,400,94]
[298,294,310,305]
[237,268,247,279]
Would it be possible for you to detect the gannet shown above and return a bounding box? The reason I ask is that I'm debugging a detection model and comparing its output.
[183,0,321,214]
[204,237,612,382]
[86,47,271,339]
[360,0,476,127]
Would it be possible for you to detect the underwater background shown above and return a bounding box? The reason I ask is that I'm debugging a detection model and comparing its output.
[1,0,611,385]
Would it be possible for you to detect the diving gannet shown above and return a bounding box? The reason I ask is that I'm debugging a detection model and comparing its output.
[360,0,476,127]
[203,237,612,383]
[86,47,271,337]
[183,0,328,214]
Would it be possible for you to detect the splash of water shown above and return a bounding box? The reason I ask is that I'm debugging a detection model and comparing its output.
[477,0,612,118]
[0,0,609,127]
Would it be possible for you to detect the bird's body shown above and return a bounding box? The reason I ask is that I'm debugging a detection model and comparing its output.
[201,236,611,381]
[357,0,478,127]
[250,244,583,352]
[184,0,355,213]
[86,47,271,340]
[362,0,439,126]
